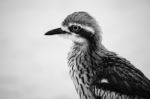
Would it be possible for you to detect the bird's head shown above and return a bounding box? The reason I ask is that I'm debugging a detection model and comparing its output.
[45,11,101,45]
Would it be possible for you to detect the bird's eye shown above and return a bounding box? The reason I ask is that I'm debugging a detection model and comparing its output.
[71,25,81,32]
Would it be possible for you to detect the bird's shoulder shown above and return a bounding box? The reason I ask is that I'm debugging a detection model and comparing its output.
[91,52,150,98]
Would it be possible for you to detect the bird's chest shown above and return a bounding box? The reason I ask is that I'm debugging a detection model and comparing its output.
[68,51,95,99]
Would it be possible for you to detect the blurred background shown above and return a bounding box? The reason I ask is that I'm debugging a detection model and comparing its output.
[0,0,150,99]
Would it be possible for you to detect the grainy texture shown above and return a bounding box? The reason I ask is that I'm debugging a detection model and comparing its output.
[68,42,150,99]
[66,12,150,99]
[46,12,150,99]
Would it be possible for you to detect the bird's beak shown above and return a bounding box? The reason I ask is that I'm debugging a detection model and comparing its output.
[45,28,66,35]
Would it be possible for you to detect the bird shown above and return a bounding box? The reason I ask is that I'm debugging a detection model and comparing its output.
[45,11,150,99]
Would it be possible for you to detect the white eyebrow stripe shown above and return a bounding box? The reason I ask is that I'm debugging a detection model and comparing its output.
[68,23,95,34]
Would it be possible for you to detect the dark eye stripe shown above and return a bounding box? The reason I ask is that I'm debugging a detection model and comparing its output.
[68,25,93,40]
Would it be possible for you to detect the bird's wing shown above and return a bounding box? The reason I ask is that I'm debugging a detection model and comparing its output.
[91,56,150,98]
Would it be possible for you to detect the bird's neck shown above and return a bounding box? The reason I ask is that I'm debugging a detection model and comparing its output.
[70,38,115,68]
[68,33,116,70]
[72,38,109,56]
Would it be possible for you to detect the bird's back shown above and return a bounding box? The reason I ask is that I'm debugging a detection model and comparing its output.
[91,52,150,99]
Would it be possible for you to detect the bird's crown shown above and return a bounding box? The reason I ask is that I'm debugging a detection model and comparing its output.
[62,11,100,34]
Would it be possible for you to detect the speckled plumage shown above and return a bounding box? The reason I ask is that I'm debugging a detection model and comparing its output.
[67,42,150,99]
[45,12,150,99]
